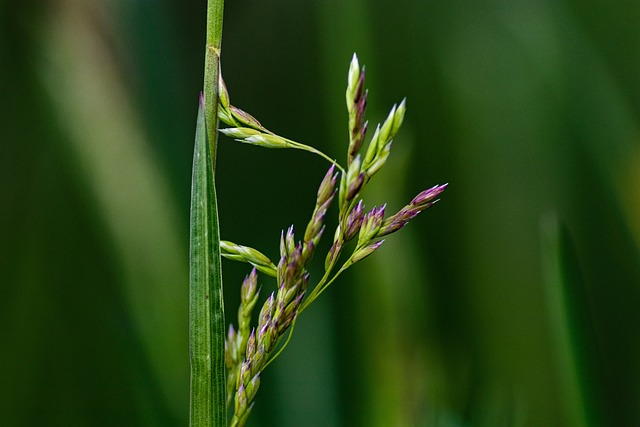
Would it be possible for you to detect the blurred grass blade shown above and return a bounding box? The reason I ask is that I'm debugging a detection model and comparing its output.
[541,214,599,427]
[189,95,226,426]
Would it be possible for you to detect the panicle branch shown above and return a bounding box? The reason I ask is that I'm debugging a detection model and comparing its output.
[217,74,344,173]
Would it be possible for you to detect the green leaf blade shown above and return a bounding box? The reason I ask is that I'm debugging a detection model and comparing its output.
[189,96,226,426]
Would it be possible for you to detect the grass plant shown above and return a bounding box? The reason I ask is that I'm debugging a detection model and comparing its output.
[4,0,635,425]
[189,2,444,426]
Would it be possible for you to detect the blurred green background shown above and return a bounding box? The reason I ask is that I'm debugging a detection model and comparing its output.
[2,0,640,426]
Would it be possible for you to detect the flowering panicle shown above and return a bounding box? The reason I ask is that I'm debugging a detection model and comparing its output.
[225,269,259,407]
[220,53,446,426]
[228,226,311,426]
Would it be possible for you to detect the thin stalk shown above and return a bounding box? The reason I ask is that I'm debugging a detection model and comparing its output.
[263,318,298,371]
[299,258,352,313]
[282,138,346,174]
[204,0,224,170]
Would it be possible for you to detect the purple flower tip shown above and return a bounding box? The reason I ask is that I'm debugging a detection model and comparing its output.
[355,69,366,100]
[371,239,385,250]
[411,183,448,206]
[352,200,364,215]
[259,322,270,337]
[293,293,305,306]
[306,240,315,252]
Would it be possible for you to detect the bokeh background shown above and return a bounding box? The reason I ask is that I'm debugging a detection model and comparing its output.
[2,0,640,426]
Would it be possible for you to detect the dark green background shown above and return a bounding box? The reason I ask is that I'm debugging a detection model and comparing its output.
[2,0,639,425]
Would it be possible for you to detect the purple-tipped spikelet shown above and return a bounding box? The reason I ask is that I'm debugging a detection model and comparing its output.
[229,105,264,130]
[411,183,448,206]
[241,269,258,304]
[245,330,256,361]
[271,298,286,330]
[354,66,365,103]
[245,374,261,402]
[302,165,337,262]
[238,360,252,386]
[362,125,380,168]
[285,226,296,257]
[302,238,318,264]
[281,293,305,329]
[351,240,385,263]
[317,164,338,205]
[339,154,364,209]
[235,383,247,413]
[280,284,298,307]
[344,200,365,241]
[304,202,329,248]
[285,243,304,279]
[257,293,275,340]
[346,172,365,202]
[301,239,315,264]
[380,104,398,143]
[347,54,370,166]
[377,184,447,237]
[279,230,286,260]
[357,205,386,246]
[226,324,237,366]
[348,74,368,163]
[253,345,267,369]
[312,225,326,248]
[365,141,392,177]
[282,260,297,291]
[325,239,343,270]
[276,253,287,283]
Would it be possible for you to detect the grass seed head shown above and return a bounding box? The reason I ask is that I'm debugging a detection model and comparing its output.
[221,53,446,426]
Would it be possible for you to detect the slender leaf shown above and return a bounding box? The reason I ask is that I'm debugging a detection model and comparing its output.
[541,214,599,427]
[189,96,226,426]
